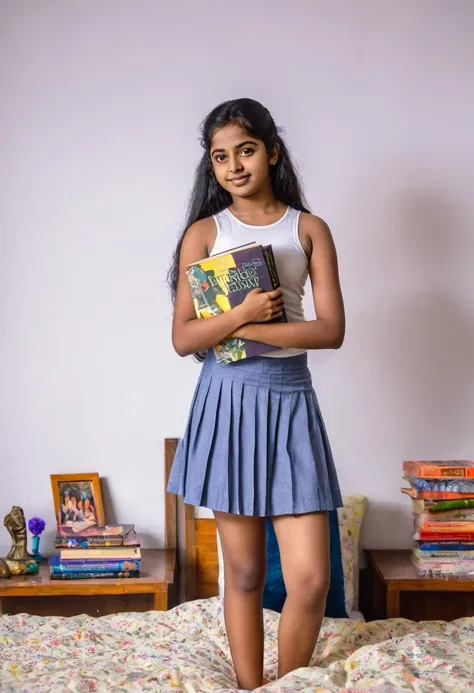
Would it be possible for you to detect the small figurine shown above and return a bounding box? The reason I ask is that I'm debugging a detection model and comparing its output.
[0,558,10,578]
[3,506,39,575]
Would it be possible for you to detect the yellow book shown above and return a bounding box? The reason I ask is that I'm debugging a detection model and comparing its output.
[186,243,286,364]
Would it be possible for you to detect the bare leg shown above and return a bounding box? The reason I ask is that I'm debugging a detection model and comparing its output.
[214,512,266,690]
[272,512,330,677]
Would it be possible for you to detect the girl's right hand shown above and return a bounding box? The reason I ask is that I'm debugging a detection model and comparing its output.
[236,288,284,324]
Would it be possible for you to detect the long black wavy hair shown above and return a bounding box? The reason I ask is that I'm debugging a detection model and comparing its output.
[167,98,310,301]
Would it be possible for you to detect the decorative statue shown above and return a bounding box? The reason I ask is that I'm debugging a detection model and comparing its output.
[0,558,10,578]
[2,506,39,576]
[5,506,32,560]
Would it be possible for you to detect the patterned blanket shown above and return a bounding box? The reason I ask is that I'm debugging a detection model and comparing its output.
[1,597,473,691]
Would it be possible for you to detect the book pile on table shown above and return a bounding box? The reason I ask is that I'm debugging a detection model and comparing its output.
[49,523,141,580]
[402,460,474,579]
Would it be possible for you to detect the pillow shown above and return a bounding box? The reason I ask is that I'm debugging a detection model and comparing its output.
[337,495,366,618]
[217,496,366,619]
[262,510,348,618]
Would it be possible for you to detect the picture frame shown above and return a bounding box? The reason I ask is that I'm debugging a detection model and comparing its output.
[50,473,105,528]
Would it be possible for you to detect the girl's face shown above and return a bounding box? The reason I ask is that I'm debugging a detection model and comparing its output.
[210,122,278,199]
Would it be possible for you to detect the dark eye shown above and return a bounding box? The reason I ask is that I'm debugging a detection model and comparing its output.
[240,148,254,157]
[214,154,227,163]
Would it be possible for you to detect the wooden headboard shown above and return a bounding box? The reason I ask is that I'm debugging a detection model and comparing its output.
[165,438,219,603]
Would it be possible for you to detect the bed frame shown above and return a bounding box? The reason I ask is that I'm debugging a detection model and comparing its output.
[165,438,219,605]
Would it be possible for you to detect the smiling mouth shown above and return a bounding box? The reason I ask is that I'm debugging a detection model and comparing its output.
[229,174,250,185]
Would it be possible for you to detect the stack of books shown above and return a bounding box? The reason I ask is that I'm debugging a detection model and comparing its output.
[402,460,474,579]
[49,523,141,580]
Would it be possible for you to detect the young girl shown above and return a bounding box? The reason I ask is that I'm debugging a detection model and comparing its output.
[167,98,344,691]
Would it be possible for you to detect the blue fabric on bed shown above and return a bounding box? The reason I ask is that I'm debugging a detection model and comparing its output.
[262,510,348,618]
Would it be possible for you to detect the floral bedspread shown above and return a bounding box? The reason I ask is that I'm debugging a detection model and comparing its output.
[1,598,473,692]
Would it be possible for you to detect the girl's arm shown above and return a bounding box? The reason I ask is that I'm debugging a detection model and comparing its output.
[172,219,284,357]
[231,215,345,350]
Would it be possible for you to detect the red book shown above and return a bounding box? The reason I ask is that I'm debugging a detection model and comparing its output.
[403,461,474,479]
[417,532,474,541]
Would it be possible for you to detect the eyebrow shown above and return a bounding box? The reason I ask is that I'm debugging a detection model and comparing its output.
[211,140,258,156]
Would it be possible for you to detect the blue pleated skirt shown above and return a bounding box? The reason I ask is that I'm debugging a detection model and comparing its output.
[167,351,343,516]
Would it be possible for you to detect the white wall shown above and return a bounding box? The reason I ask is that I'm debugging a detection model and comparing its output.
[1,0,474,554]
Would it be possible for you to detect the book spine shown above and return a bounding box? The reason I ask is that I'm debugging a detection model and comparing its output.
[50,570,140,580]
[403,488,474,500]
[54,537,126,548]
[262,245,280,289]
[262,245,287,323]
[403,462,474,478]
[51,560,140,573]
[417,542,474,550]
[61,552,140,561]
[417,523,474,533]
[417,532,474,541]
[415,550,474,559]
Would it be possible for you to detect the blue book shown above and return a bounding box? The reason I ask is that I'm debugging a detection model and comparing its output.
[51,570,140,580]
[418,542,474,551]
[49,555,140,574]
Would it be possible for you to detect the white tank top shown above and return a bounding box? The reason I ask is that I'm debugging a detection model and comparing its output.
[210,206,308,358]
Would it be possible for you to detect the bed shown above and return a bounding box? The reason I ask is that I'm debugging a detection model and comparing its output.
[1,439,473,692]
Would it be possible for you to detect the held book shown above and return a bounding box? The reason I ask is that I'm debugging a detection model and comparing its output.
[186,242,286,364]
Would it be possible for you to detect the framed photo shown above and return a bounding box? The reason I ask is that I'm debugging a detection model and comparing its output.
[50,473,105,528]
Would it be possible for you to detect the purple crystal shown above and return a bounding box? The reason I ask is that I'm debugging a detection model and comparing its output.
[28,516,46,536]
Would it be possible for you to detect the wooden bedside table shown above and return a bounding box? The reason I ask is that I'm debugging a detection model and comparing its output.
[367,549,474,621]
[0,549,175,617]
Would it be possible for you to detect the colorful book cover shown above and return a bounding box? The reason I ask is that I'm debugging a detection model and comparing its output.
[50,570,140,580]
[186,243,286,364]
[403,461,474,479]
[56,523,136,538]
[54,524,139,548]
[49,556,140,573]
[402,487,474,500]
[54,536,139,548]
[404,476,474,494]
